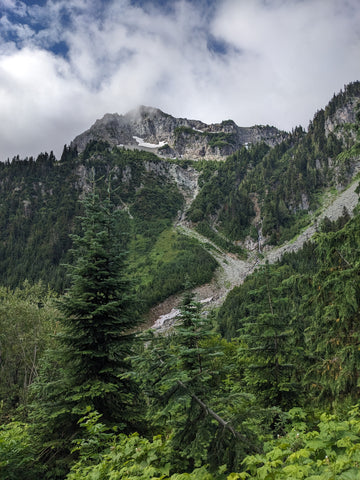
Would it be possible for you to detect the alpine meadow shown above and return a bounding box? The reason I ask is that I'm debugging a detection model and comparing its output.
[2,81,360,479]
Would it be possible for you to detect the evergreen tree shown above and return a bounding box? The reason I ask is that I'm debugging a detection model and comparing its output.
[57,179,141,424]
[31,176,142,451]
[135,290,260,473]
[237,264,301,410]
[304,212,360,404]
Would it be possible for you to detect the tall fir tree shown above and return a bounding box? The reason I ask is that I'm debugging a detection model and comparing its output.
[31,175,142,452]
[238,264,301,411]
[135,289,260,473]
[304,212,360,404]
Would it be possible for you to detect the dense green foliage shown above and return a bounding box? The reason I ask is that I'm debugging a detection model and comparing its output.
[0,152,79,290]
[129,224,217,309]
[1,82,360,479]
[0,421,44,479]
[0,282,57,417]
[53,185,141,427]
[239,406,360,479]
[188,144,266,240]
[218,204,360,408]
[134,291,262,473]
[0,146,216,307]
[28,186,145,477]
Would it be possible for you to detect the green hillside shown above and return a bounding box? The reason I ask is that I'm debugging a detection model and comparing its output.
[1,82,360,479]
[0,145,217,305]
[188,81,360,247]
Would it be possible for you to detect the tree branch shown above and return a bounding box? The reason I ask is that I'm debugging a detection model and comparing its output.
[335,249,352,268]
[176,379,260,452]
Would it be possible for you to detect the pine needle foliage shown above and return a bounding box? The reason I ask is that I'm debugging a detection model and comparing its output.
[135,291,261,473]
[57,178,141,425]
[31,176,143,456]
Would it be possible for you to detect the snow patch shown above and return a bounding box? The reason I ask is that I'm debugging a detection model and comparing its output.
[133,136,166,148]
[200,297,213,304]
[152,308,180,330]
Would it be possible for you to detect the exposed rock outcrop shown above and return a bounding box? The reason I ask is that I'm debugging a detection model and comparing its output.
[71,106,288,161]
[142,159,199,206]
[325,97,360,136]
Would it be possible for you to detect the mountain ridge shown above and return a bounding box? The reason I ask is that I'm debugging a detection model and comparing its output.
[71,105,288,160]
[1,81,359,307]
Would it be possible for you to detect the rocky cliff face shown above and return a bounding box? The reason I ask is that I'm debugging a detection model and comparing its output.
[71,106,288,160]
[325,97,360,135]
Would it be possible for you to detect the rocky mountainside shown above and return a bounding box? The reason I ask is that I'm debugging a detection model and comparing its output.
[1,82,359,306]
[71,106,288,160]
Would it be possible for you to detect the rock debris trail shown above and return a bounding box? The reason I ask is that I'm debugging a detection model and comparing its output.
[150,178,359,331]
[265,180,359,264]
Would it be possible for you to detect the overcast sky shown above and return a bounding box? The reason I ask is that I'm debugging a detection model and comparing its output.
[1,0,360,161]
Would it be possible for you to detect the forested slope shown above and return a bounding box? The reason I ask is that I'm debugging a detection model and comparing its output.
[187,81,360,247]
[1,82,360,480]
[1,82,359,296]
[3,198,360,479]
[0,144,217,306]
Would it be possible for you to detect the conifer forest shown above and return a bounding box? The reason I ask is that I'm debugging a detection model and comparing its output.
[1,82,360,479]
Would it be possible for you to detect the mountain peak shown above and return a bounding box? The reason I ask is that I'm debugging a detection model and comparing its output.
[71,107,288,160]
[127,105,168,117]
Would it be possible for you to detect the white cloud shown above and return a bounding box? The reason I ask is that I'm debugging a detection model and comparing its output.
[211,0,360,126]
[0,0,359,161]
[0,48,88,159]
